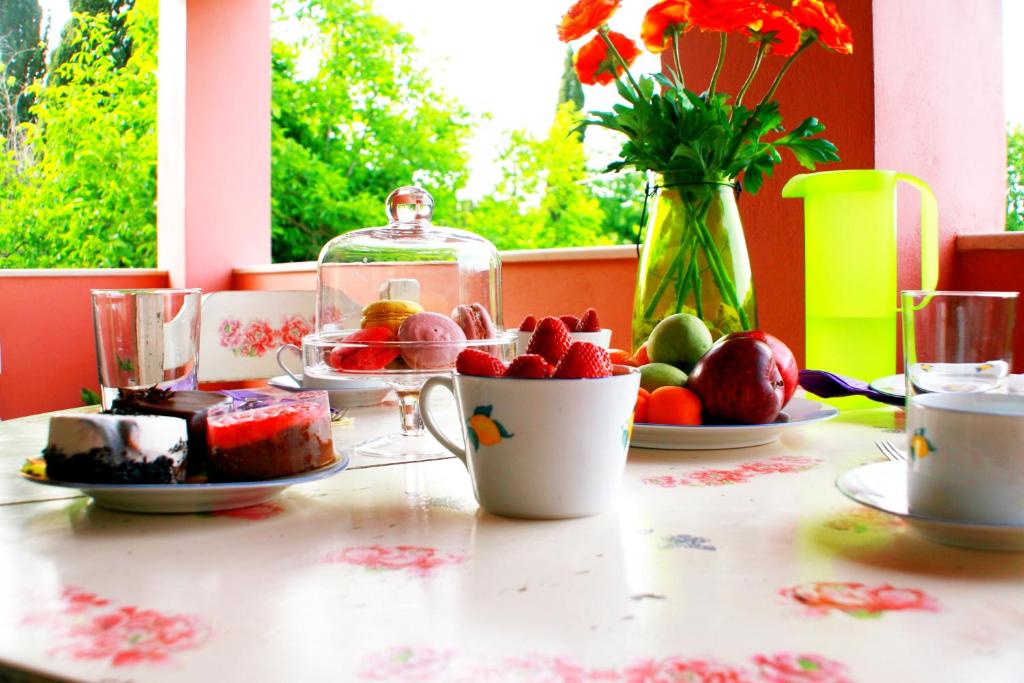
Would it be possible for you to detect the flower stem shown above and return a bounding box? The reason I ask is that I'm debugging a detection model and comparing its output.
[692,210,751,330]
[598,27,642,97]
[759,35,815,105]
[672,27,685,91]
[735,42,768,107]
[707,33,728,97]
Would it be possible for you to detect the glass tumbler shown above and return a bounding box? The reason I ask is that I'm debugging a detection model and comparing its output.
[91,288,202,409]
[901,290,1018,400]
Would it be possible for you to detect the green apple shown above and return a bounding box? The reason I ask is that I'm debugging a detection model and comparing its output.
[647,313,713,371]
[639,362,688,392]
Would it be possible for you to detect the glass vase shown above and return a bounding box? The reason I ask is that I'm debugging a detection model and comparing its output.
[632,177,757,350]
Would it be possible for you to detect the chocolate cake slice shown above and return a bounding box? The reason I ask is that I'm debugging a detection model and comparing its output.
[44,414,187,484]
[110,387,230,477]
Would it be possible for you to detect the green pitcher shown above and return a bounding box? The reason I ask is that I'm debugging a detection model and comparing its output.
[782,170,939,407]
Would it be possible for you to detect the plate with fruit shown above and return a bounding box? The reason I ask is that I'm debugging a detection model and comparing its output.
[625,314,839,450]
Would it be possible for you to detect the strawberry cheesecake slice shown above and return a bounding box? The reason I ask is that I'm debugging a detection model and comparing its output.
[206,390,334,481]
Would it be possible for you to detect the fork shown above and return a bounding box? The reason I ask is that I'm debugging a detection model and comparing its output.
[874,439,907,463]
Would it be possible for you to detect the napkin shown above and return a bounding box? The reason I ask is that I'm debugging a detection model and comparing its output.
[798,369,905,407]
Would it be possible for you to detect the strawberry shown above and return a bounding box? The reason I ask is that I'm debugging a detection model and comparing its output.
[505,354,549,379]
[526,316,572,366]
[559,315,580,330]
[553,342,613,379]
[576,307,601,332]
[518,314,537,332]
[456,349,506,377]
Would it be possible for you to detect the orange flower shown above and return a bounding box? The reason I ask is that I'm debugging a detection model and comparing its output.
[574,31,641,86]
[641,0,692,54]
[557,0,621,43]
[688,0,764,33]
[791,0,853,54]
[744,5,802,56]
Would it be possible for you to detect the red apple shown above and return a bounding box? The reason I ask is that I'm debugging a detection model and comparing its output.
[724,331,798,405]
[688,337,785,425]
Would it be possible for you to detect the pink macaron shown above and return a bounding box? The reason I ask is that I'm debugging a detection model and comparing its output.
[398,312,467,369]
[451,303,497,340]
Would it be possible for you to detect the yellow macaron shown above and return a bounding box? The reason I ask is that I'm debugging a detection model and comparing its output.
[361,299,424,334]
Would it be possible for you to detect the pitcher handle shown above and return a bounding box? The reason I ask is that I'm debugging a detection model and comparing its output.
[420,376,467,463]
[895,173,939,310]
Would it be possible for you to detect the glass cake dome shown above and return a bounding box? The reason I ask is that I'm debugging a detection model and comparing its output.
[306,186,515,460]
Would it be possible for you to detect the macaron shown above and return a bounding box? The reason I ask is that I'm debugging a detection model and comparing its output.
[398,312,467,369]
[361,299,424,334]
[451,303,496,340]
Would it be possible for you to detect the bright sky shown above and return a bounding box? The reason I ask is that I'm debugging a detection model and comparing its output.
[34,0,1024,199]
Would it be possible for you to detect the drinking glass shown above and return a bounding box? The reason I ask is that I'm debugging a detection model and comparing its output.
[901,290,1018,400]
[91,288,202,409]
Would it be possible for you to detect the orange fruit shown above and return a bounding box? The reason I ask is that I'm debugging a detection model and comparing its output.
[609,348,638,367]
[647,386,702,426]
[633,343,650,366]
[635,394,649,423]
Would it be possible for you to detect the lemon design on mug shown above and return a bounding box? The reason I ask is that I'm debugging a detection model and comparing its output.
[466,406,513,450]
[911,428,936,460]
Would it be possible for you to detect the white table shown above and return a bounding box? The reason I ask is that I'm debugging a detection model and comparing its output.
[1,403,1022,682]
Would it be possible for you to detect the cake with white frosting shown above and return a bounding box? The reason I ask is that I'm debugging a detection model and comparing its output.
[43,414,188,484]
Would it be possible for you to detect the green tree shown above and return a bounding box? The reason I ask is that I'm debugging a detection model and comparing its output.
[0,0,47,134]
[271,0,473,262]
[49,0,134,82]
[1008,124,1023,232]
[0,0,157,267]
[459,103,620,250]
[557,47,584,117]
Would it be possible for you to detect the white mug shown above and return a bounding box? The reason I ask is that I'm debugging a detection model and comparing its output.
[907,392,1024,524]
[420,366,640,519]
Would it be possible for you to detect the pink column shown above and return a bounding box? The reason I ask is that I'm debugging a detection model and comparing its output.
[159,0,272,292]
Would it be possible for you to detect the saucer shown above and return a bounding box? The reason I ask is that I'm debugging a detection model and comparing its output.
[870,373,1024,399]
[267,375,390,408]
[835,461,1024,551]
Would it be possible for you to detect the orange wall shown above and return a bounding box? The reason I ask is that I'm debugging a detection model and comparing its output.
[0,271,169,419]
[954,245,1024,373]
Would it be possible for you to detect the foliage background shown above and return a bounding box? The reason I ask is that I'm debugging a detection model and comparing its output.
[0,0,1019,267]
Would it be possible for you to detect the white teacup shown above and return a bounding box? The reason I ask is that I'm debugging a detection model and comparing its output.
[420,366,640,519]
[907,393,1024,524]
[514,328,613,356]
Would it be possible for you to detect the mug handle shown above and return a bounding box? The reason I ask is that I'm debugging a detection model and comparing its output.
[275,344,303,385]
[420,375,467,463]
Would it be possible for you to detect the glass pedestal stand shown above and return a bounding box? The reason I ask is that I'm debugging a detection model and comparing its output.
[356,383,446,460]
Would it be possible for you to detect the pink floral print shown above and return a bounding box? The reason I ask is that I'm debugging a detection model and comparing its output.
[323,545,466,577]
[217,314,313,358]
[753,653,852,683]
[25,587,209,667]
[643,457,821,488]
[358,648,854,683]
[781,581,937,618]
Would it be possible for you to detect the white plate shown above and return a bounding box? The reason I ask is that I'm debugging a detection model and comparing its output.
[20,453,350,514]
[835,461,1024,551]
[870,373,1024,399]
[630,396,838,450]
[267,375,390,408]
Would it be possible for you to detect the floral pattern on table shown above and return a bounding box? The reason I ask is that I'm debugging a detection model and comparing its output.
[23,586,210,667]
[322,545,466,577]
[661,534,717,551]
[781,581,938,619]
[823,507,905,534]
[359,646,853,682]
[643,456,822,488]
[209,502,285,521]
[218,314,312,358]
